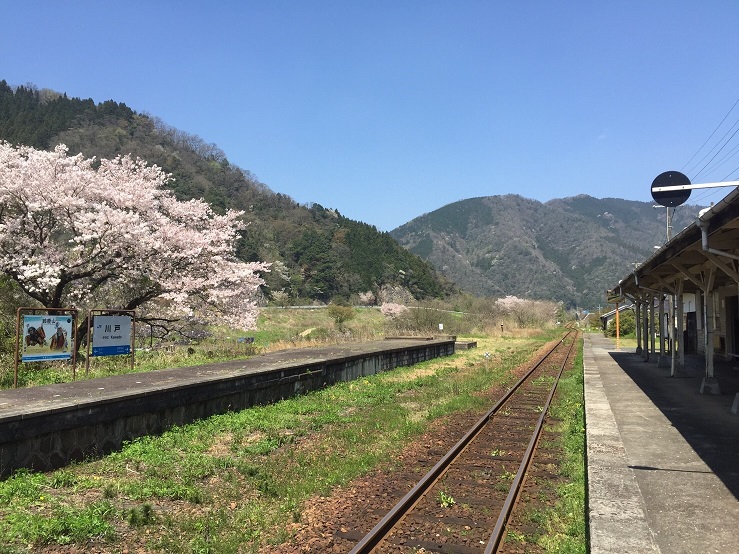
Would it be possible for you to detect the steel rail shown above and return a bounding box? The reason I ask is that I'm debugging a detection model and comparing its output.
[485,331,578,554]
[349,330,574,554]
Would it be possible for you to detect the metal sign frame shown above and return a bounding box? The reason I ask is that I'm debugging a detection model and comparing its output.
[652,180,739,192]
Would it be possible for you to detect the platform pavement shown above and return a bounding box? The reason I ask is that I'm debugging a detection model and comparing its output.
[584,333,739,554]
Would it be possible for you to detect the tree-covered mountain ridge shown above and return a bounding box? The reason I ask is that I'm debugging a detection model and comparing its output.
[389,194,702,309]
[0,80,453,305]
[1,81,697,310]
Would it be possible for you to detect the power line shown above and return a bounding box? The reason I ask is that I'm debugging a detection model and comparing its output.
[721,164,739,181]
[693,138,739,180]
[691,123,739,182]
[682,96,739,175]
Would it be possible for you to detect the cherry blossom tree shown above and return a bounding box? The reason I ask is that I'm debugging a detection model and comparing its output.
[0,142,269,338]
[380,302,408,318]
[358,291,375,306]
[495,295,556,328]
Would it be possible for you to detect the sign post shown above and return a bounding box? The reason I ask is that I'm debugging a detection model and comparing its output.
[606,290,625,349]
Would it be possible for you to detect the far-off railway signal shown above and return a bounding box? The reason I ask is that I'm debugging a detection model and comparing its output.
[651,171,692,207]
[651,171,739,208]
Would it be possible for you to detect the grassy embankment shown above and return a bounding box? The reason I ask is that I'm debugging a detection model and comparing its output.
[0,310,586,553]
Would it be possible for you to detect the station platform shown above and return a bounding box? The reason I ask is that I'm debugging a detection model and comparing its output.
[584,333,739,554]
[0,338,455,478]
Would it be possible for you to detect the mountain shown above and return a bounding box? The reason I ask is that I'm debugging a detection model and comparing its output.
[0,81,453,304]
[390,194,701,309]
[2,81,700,311]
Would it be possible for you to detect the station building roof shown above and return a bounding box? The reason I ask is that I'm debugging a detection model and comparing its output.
[599,304,633,321]
[615,187,739,299]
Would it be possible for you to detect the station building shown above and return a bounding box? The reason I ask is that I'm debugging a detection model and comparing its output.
[612,186,739,398]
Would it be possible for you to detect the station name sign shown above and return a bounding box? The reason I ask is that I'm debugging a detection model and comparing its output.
[92,315,132,357]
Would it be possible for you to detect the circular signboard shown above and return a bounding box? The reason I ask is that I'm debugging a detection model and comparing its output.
[651,171,691,207]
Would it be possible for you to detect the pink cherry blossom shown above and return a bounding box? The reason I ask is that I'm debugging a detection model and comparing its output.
[380,302,408,318]
[0,142,269,331]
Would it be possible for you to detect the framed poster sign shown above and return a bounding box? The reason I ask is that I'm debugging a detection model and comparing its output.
[21,314,74,362]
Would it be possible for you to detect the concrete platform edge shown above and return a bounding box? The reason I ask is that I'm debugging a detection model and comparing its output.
[584,334,660,554]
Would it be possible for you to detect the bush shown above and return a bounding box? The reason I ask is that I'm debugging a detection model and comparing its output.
[327,304,355,331]
[605,309,635,337]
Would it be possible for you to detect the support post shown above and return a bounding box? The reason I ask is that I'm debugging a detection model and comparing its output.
[658,294,668,367]
[701,269,720,394]
[670,293,677,376]
[676,279,685,367]
[643,294,651,362]
[635,300,643,355]
[650,294,656,357]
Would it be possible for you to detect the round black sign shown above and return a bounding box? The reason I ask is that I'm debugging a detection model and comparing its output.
[651,171,691,207]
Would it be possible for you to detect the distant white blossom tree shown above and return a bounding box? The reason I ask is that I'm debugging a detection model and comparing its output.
[0,142,269,335]
[496,295,555,328]
[380,302,408,318]
[358,291,375,306]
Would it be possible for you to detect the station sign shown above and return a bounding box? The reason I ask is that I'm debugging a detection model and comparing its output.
[91,315,132,357]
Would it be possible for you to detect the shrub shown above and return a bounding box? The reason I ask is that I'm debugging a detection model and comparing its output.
[605,309,635,337]
[327,304,355,331]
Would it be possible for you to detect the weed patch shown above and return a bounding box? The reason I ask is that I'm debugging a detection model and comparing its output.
[0,329,570,551]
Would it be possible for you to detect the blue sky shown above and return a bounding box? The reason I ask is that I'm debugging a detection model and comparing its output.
[3,1,739,230]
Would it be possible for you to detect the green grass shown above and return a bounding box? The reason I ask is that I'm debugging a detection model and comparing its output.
[0,331,569,552]
[530,338,587,553]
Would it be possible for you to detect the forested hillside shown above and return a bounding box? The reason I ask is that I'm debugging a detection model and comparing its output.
[3,80,700,311]
[0,81,452,305]
[390,194,702,309]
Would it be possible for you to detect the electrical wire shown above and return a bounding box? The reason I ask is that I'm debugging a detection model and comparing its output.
[721,163,739,182]
[693,140,739,180]
[682,96,739,176]
[691,123,739,182]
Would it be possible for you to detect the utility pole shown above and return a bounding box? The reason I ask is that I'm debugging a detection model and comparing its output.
[653,205,672,243]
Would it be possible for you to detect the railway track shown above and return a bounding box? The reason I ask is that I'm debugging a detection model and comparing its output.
[346,330,578,554]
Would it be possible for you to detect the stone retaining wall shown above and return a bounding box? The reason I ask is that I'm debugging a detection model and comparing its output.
[0,339,455,477]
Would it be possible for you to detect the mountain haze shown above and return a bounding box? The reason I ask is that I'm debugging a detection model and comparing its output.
[390,194,701,309]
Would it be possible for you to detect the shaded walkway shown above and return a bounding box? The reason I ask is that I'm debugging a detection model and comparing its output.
[585,333,739,554]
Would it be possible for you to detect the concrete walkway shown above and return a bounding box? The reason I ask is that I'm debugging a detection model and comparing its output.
[584,333,739,554]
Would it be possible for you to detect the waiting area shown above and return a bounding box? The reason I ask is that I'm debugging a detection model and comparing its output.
[585,333,739,554]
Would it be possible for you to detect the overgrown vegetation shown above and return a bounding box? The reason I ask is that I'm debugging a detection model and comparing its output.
[536,339,587,552]
[0,326,585,552]
[502,338,586,552]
